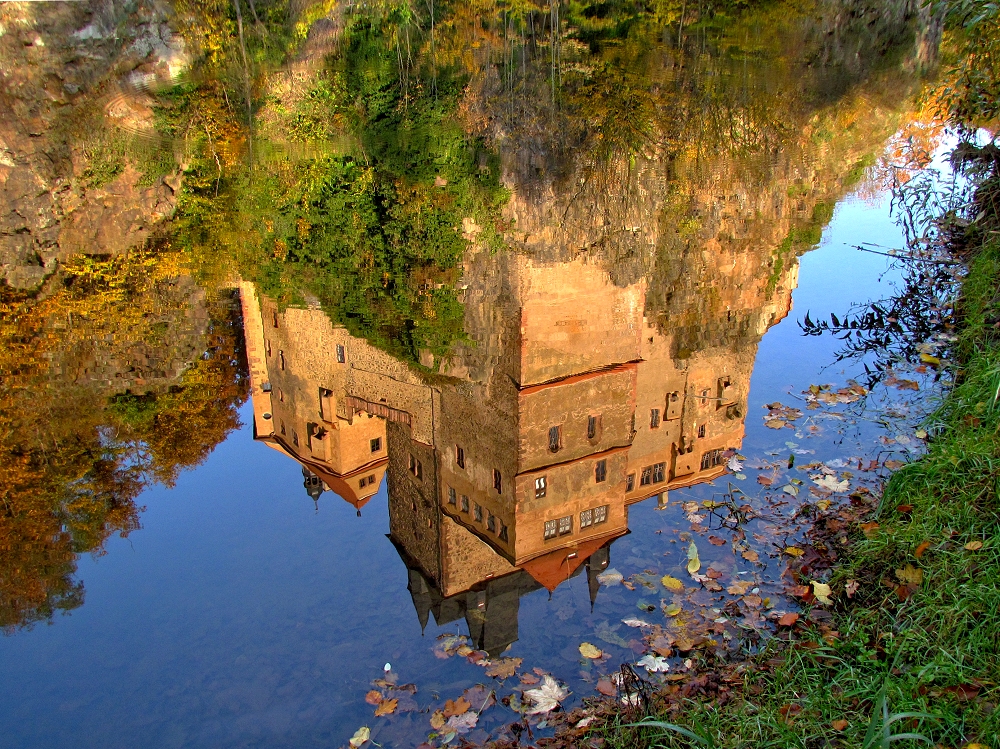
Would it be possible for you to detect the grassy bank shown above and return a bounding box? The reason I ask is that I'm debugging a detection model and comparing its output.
[593,198,1000,749]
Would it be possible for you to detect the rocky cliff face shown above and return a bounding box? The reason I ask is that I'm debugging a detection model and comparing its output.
[0,0,187,289]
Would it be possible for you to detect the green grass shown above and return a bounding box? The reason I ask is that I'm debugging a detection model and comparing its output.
[595,213,1000,749]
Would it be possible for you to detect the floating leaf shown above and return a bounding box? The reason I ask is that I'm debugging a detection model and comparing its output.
[349,727,370,748]
[812,474,849,493]
[596,568,624,586]
[784,546,805,557]
[462,685,495,713]
[484,657,521,680]
[374,698,397,716]
[430,711,446,730]
[663,602,682,617]
[812,581,833,605]
[595,678,616,696]
[686,541,701,575]
[622,617,653,628]
[365,691,382,706]
[661,575,685,592]
[742,549,760,562]
[727,580,754,595]
[523,675,569,715]
[443,697,470,717]
[781,484,799,497]
[445,711,478,733]
[636,654,670,673]
[579,642,603,659]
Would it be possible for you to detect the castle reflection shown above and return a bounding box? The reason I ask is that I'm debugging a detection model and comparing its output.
[240,237,797,654]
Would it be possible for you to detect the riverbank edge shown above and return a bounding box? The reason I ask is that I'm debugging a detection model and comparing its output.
[572,206,1000,748]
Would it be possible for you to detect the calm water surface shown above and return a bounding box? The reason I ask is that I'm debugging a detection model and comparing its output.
[0,1,946,746]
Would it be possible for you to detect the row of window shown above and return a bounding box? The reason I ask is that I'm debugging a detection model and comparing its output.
[452,445,504,496]
[543,505,609,540]
[447,487,509,541]
[623,461,666,492]
[357,474,378,489]
[532,457,608,500]
[265,339,346,367]
[546,415,603,453]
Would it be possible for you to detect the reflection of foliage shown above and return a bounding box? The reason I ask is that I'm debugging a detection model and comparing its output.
[0,251,246,632]
[937,0,1000,127]
[799,255,963,388]
[172,1,509,364]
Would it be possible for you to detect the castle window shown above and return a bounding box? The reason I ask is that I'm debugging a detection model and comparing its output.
[544,520,557,540]
[535,476,547,498]
[640,466,652,486]
[487,513,496,532]
[456,445,465,469]
[280,421,286,436]
[336,344,346,363]
[279,351,285,370]
[698,423,706,438]
[272,311,278,328]
[448,487,457,505]
[292,431,299,447]
[580,509,593,528]
[499,523,509,541]
[652,462,666,483]
[408,454,422,480]
[368,475,376,485]
[595,459,607,483]
[626,473,635,492]
[594,505,608,524]
[587,415,599,440]
[650,409,661,428]
[461,495,470,513]
[548,426,562,452]
[493,469,502,494]
[558,515,572,536]
[265,339,271,357]
[474,503,483,522]
[370,437,382,453]
[359,478,366,489]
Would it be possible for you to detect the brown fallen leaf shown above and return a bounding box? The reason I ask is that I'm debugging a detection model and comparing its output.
[860,522,880,538]
[965,540,984,551]
[914,540,931,559]
[845,579,859,598]
[463,685,495,712]
[595,678,617,696]
[896,504,914,514]
[374,698,397,716]
[519,673,539,685]
[484,657,521,679]
[831,719,849,731]
[778,612,799,627]
[708,535,727,546]
[742,549,760,562]
[443,697,470,717]
[430,711,446,730]
[365,690,383,706]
